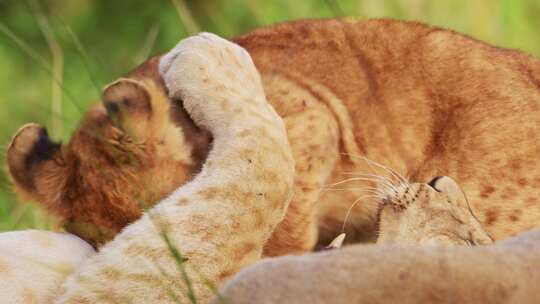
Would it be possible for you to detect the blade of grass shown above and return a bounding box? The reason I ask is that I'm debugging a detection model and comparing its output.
[1,22,130,153]
[29,0,64,139]
[170,0,201,35]
[56,17,103,98]
[147,209,198,303]
[153,261,184,304]
[160,230,197,304]
[323,0,345,17]
[134,24,160,65]
[0,21,83,114]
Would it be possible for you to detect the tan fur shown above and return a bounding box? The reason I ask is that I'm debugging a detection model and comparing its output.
[376,176,492,245]
[8,20,540,262]
[216,227,540,304]
[3,19,540,302]
[55,33,294,303]
[10,20,540,255]
[7,18,540,255]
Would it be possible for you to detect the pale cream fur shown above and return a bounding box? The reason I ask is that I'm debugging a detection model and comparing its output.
[216,227,540,304]
[53,33,295,303]
[0,230,94,304]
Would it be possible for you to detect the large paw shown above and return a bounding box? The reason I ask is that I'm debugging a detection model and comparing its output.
[159,33,264,120]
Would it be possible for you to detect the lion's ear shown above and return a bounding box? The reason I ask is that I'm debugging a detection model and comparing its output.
[7,123,64,202]
[102,78,152,139]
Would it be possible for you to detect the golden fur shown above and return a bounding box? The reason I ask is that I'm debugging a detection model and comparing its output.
[7,18,540,254]
[7,59,210,247]
[55,33,294,303]
[4,18,540,303]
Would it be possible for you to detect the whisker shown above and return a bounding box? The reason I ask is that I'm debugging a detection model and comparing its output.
[358,154,407,183]
[320,188,385,197]
[340,172,397,193]
[341,194,382,232]
[341,153,409,184]
[321,186,382,192]
[341,172,393,183]
[323,177,382,188]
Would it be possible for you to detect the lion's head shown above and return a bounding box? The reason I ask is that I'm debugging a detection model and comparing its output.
[377,176,493,246]
[6,57,211,247]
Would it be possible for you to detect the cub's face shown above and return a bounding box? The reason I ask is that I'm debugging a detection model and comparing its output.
[6,57,210,247]
[377,176,493,246]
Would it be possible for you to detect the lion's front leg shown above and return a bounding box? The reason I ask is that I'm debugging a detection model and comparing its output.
[56,33,294,304]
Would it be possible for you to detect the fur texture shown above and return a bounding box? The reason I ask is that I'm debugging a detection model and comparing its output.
[3,19,540,302]
[216,227,540,304]
[377,176,492,245]
[54,33,294,303]
[0,230,94,303]
[7,61,210,248]
[8,19,540,255]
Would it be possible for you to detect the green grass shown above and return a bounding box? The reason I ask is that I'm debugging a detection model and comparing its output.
[1,0,540,231]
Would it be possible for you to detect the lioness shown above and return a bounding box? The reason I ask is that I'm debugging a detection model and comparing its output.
[7,19,540,255]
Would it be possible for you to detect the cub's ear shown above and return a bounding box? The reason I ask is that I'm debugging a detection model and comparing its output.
[102,78,152,138]
[7,123,63,200]
[429,176,469,209]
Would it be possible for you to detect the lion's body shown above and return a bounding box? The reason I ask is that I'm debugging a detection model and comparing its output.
[233,19,540,250]
[216,227,540,304]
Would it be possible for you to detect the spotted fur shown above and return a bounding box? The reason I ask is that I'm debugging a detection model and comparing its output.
[8,19,540,255]
[50,33,295,303]
[4,18,540,302]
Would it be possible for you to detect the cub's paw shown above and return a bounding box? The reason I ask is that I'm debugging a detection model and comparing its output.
[377,176,493,246]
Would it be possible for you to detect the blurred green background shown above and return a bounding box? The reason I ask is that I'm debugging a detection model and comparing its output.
[1,0,539,231]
